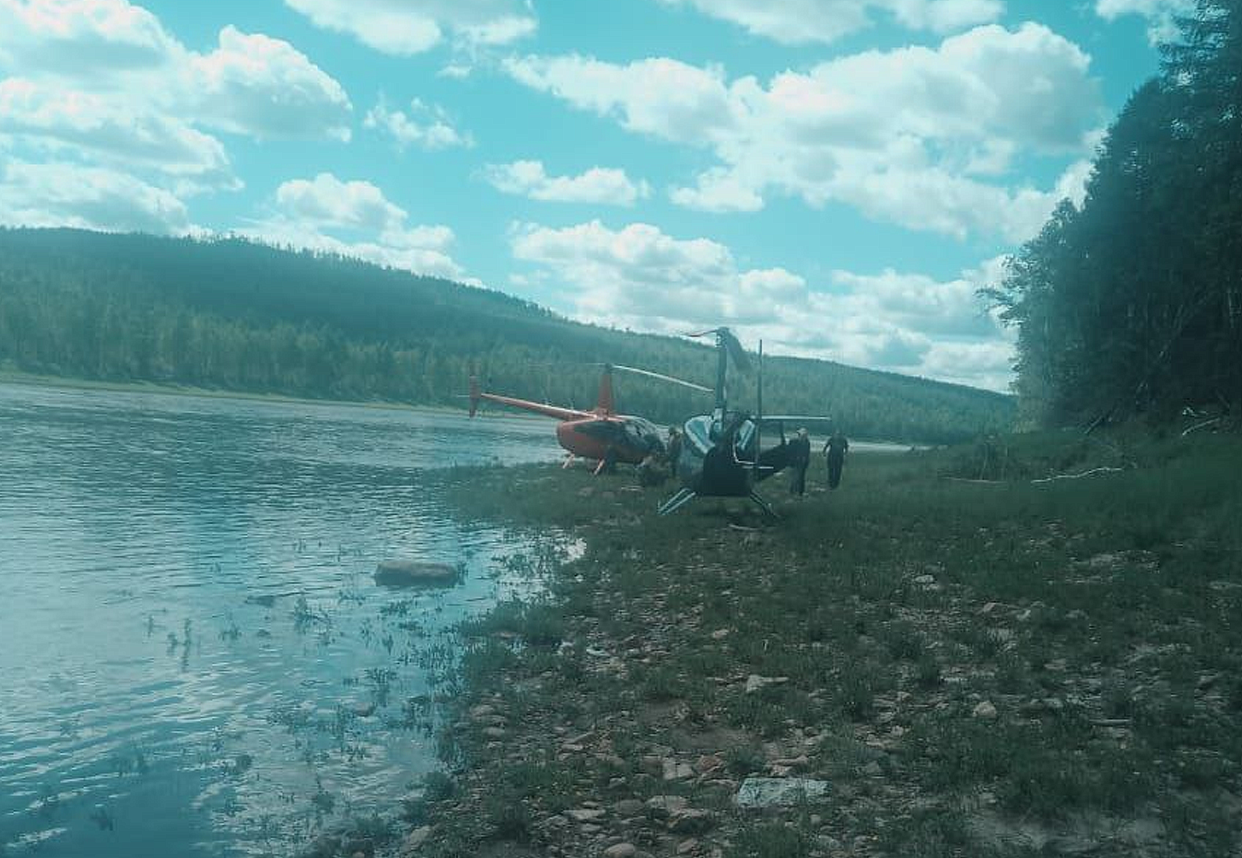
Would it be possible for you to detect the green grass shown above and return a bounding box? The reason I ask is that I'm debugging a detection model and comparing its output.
[424,428,1242,858]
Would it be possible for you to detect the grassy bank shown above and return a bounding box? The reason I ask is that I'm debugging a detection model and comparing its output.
[388,429,1240,858]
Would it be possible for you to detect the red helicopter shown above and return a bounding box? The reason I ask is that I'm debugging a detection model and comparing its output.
[468,364,709,473]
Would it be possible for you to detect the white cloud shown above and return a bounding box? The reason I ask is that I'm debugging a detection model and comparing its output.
[503,55,739,142]
[274,173,406,232]
[506,23,1101,242]
[668,168,764,212]
[511,220,804,328]
[0,159,190,233]
[0,0,355,230]
[189,26,352,141]
[283,0,535,55]
[510,219,1014,389]
[243,173,471,282]
[0,77,237,188]
[0,3,352,143]
[1095,0,1193,45]
[656,0,1003,44]
[482,160,650,205]
[363,98,471,150]
[437,63,473,79]
[0,0,180,76]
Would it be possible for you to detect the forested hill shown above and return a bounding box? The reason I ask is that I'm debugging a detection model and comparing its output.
[987,0,1241,429]
[0,227,1013,443]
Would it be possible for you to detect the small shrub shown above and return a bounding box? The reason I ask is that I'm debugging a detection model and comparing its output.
[883,621,924,661]
[423,771,456,802]
[725,744,766,776]
[916,652,943,688]
[726,822,810,858]
[837,666,875,721]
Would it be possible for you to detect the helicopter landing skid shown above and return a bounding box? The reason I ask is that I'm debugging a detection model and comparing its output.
[657,488,696,516]
[657,487,780,520]
[747,490,780,520]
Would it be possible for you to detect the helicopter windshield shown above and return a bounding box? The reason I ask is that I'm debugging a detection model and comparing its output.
[683,414,755,459]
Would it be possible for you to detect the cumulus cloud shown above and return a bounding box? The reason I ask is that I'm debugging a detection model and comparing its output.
[0,78,237,189]
[0,0,355,230]
[0,159,191,233]
[364,98,472,150]
[0,0,180,75]
[0,2,352,144]
[506,23,1102,242]
[669,168,765,212]
[283,0,535,55]
[511,220,805,328]
[482,161,650,205]
[656,0,1003,44]
[243,173,471,282]
[189,26,352,141]
[510,219,1014,389]
[1095,0,1193,45]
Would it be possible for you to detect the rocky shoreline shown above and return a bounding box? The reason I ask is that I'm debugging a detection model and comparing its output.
[326,432,1242,858]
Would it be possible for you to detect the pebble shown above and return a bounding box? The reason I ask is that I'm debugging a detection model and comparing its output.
[646,795,689,816]
[603,845,637,858]
[614,799,645,816]
[662,759,695,780]
[566,808,605,822]
[973,700,998,719]
[399,826,431,855]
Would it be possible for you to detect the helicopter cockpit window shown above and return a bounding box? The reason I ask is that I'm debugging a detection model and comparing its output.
[733,420,756,456]
[683,416,713,456]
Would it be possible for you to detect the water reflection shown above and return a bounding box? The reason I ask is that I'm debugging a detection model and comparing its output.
[0,384,562,857]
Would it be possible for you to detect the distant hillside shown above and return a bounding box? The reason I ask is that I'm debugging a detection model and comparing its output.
[0,228,1014,442]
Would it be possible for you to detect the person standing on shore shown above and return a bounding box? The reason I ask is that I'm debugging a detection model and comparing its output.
[665,426,683,473]
[823,429,849,489]
[788,427,811,496]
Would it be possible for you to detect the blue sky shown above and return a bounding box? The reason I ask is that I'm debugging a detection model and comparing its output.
[0,0,1191,390]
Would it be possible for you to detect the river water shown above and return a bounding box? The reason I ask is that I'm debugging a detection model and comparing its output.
[0,384,564,857]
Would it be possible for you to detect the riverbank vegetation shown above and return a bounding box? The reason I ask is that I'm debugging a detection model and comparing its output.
[392,425,1241,858]
[986,0,1242,429]
[0,227,1011,444]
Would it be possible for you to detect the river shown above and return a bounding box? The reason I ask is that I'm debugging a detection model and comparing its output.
[0,384,565,857]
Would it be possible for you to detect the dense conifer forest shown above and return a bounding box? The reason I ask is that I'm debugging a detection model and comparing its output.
[0,227,1012,443]
[986,0,1242,429]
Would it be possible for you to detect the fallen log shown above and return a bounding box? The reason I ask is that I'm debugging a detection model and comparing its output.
[1031,466,1124,484]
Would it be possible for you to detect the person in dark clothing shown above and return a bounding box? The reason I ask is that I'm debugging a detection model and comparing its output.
[823,429,849,489]
[787,427,811,496]
[636,452,667,487]
[597,443,619,475]
[665,427,683,473]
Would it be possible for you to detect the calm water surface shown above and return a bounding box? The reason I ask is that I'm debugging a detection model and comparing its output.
[0,384,564,857]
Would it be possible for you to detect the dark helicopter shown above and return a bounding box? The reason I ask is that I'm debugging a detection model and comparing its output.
[659,328,832,518]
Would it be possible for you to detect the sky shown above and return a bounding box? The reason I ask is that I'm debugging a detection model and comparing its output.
[0,0,1192,391]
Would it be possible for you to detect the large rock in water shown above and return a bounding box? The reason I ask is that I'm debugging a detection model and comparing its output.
[374,560,459,586]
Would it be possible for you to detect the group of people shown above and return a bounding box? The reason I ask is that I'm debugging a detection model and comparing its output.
[786,427,849,497]
[635,423,849,495]
[635,426,683,487]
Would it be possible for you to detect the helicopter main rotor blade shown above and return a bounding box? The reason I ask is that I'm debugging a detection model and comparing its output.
[758,414,835,425]
[610,364,713,393]
[717,327,752,373]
